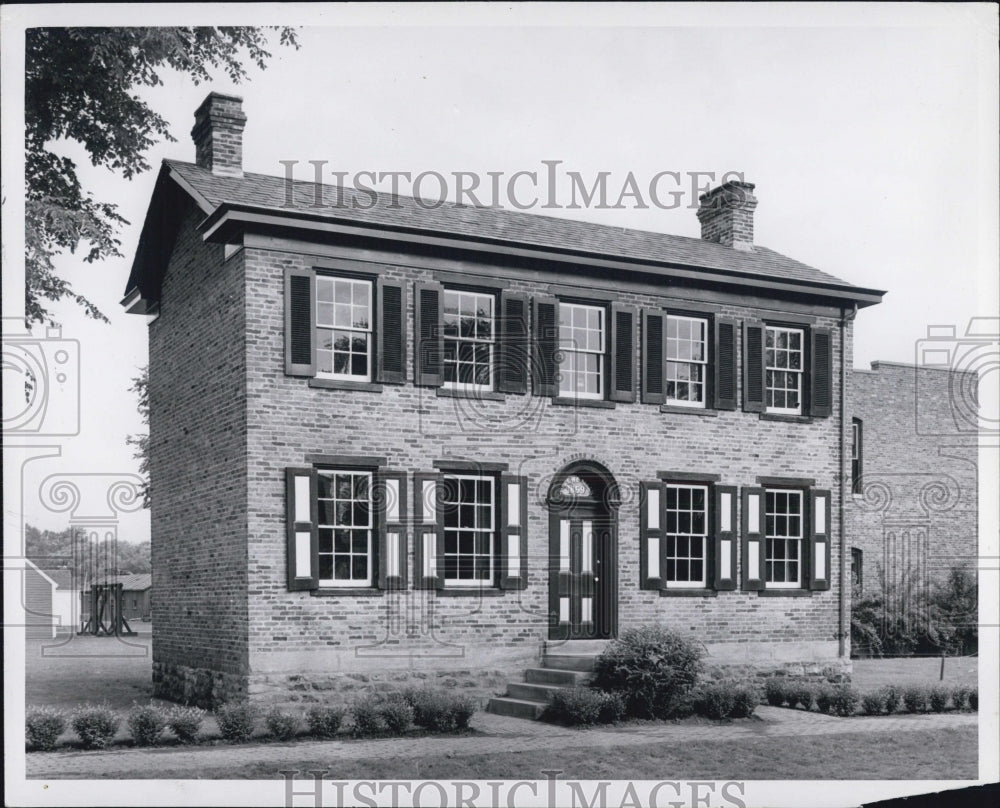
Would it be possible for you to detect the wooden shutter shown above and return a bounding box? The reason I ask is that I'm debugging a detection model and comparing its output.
[284,268,316,377]
[809,489,831,590]
[413,473,444,589]
[498,291,529,394]
[639,481,665,590]
[377,471,408,590]
[609,303,637,402]
[376,278,406,384]
[742,322,765,412]
[741,486,765,591]
[810,327,833,417]
[532,296,559,397]
[714,318,738,410]
[286,467,318,590]
[641,309,665,405]
[498,475,529,589]
[713,485,738,590]
[414,282,444,387]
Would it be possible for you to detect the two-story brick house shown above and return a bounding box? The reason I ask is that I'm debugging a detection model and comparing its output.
[123,93,884,709]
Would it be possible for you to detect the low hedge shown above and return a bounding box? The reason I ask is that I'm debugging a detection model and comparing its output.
[71,703,121,749]
[26,707,66,751]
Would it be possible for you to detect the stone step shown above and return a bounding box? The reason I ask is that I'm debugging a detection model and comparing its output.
[542,654,597,672]
[507,682,568,702]
[487,696,547,720]
[544,639,611,655]
[525,667,590,686]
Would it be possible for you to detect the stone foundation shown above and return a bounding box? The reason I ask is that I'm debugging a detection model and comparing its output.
[703,658,852,685]
[153,662,248,708]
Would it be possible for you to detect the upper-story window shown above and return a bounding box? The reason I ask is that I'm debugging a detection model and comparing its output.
[316,276,373,381]
[666,315,709,408]
[441,474,495,586]
[664,483,709,588]
[443,290,495,391]
[765,326,804,414]
[558,303,605,399]
[851,418,863,495]
[764,488,803,588]
[317,469,373,587]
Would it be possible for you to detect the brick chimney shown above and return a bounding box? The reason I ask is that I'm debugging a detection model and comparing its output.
[696,180,757,251]
[191,92,246,177]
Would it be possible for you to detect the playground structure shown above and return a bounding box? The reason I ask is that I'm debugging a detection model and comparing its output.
[79,582,136,636]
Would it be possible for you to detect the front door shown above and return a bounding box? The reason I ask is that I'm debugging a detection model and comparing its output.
[548,507,616,640]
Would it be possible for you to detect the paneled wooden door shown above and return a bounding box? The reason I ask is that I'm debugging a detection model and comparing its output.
[548,507,617,640]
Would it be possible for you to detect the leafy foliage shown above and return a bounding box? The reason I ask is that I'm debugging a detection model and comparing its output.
[729,684,760,718]
[350,695,385,737]
[305,705,344,738]
[126,366,150,508]
[860,691,884,716]
[694,683,736,720]
[26,706,67,751]
[24,27,298,325]
[543,688,613,726]
[71,703,121,749]
[402,689,478,732]
[789,683,815,711]
[166,705,205,743]
[379,695,414,735]
[830,686,859,717]
[264,708,299,741]
[126,704,167,746]
[25,523,150,580]
[928,686,950,713]
[883,685,902,714]
[968,688,978,711]
[764,678,788,707]
[215,701,257,742]
[902,686,929,714]
[815,686,835,714]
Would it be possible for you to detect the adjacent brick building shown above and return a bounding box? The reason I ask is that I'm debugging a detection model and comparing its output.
[123,93,885,708]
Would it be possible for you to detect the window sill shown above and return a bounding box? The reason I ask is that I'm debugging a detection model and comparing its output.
[310,588,384,597]
[659,588,718,598]
[437,387,506,402]
[551,397,616,409]
[436,587,506,597]
[757,589,813,597]
[309,379,384,393]
[759,413,813,424]
[659,405,718,417]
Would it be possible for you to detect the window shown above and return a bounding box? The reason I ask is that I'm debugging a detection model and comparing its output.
[765,326,804,414]
[851,547,863,597]
[664,484,709,587]
[851,418,863,495]
[443,290,495,390]
[317,470,373,587]
[559,303,605,398]
[764,489,803,588]
[316,276,372,381]
[441,475,495,586]
[666,315,708,407]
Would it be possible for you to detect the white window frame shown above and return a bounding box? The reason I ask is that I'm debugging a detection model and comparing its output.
[665,315,709,408]
[441,474,495,587]
[315,276,373,382]
[442,289,495,392]
[558,302,605,400]
[317,470,374,588]
[765,326,804,415]
[663,483,709,588]
[764,488,803,589]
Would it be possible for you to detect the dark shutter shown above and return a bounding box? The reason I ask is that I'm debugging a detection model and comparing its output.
[286,467,318,590]
[808,489,831,591]
[376,278,406,384]
[498,291,529,394]
[413,473,444,589]
[532,296,559,397]
[285,268,316,377]
[714,318,738,410]
[742,322,765,412]
[740,486,765,591]
[641,309,665,405]
[377,471,408,590]
[498,475,529,589]
[810,328,833,417]
[713,485,738,590]
[414,282,444,387]
[639,481,665,590]
[609,303,637,402]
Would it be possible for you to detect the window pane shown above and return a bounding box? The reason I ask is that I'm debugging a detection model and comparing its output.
[352,556,368,580]
[317,278,333,302]
[334,281,351,303]
[319,556,334,579]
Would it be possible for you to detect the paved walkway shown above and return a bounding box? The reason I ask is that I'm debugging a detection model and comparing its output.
[26,708,977,779]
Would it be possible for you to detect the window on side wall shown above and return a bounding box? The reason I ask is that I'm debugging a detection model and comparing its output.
[665,315,709,408]
[765,326,804,414]
[764,488,803,588]
[558,302,605,399]
[663,483,709,588]
[317,469,373,587]
[441,474,496,587]
[851,418,863,495]
[315,276,373,382]
[443,289,495,392]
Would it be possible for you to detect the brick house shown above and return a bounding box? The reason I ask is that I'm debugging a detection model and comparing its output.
[122,93,884,709]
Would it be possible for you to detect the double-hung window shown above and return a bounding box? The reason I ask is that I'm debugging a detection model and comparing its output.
[665,315,709,407]
[317,470,373,587]
[316,276,373,381]
[664,484,709,588]
[851,418,863,495]
[441,474,495,586]
[558,303,605,399]
[765,326,804,414]
[764,488,803,588]
[443,290,495,390]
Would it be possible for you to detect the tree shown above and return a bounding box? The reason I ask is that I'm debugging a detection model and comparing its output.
[126,365,151,508]
[25,27,298,325]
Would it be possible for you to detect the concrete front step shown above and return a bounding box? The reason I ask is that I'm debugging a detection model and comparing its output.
[544,639,611,655]
[525,667,590,686]
[507,681,570,702]
[542,654,598,672]
[486,696,547,720]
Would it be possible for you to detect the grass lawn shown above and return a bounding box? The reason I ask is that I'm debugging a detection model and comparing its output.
[851,656,978,691]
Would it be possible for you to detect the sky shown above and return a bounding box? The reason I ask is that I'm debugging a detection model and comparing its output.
[3,4,998,546]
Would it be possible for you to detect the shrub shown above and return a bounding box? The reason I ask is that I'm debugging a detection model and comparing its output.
[593,626,703,720]
[126,704,167,746]
[831,686,859,717]
[596,691,626,724]
[815,686,835,714]
[350,695,385,737]
[544,687,603,726]
[265,708,299,741]
[928,686,950,713]
[450,695,478,730]
[902,686,929,714]
[166,706,206,743]
[950,686,970,712]
[404,689,478,732]
[695,683,736,720]
[26,707,66,751]
[71,704,121,749]
[764,678,788,707]
[730,684,759,719]
[860,691,884,716]
[968,688,978,711]
[379,696,414,735]
[305,705,344,738]
[883,685,902,715]
[215,702,257,743]
[790,683,815,711]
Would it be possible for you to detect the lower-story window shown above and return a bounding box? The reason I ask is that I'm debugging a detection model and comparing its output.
[664,484,708,587]
[317,470,373,587]
[441,474,495,585]
[764,488,802,588]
